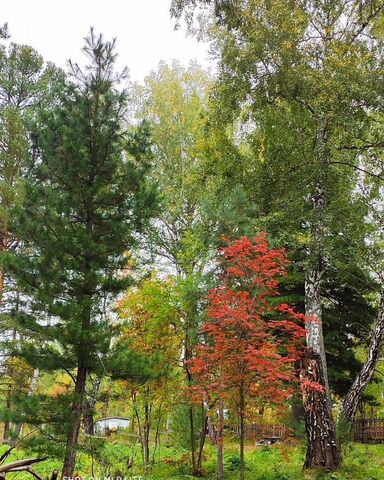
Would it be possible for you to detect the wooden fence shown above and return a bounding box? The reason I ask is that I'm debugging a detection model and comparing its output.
[90,418,384,444]
[227,423,291,441]
[228,419,384,444]
[352,418,384,443]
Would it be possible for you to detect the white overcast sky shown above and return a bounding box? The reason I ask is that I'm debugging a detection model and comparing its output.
[2,0,212,82]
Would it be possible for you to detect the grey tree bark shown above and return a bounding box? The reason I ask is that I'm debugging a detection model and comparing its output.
[83,376,101,435]
[341,292,384,422]
[303,171,340,470]
[216,397,224,480]
[61,362,87,478]
[301,350,341,470]
[305,181,329,394]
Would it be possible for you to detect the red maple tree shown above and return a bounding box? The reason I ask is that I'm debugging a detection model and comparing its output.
[188,234,307,480]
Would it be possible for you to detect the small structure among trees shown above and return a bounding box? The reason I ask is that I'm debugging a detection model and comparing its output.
[93,417,130,436]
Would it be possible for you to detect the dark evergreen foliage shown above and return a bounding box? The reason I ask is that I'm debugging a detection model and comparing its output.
[3,30,156,472]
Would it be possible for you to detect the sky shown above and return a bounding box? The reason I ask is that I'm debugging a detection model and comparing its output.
[2,0,212,82]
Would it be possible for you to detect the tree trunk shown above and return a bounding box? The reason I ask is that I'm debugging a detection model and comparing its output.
[305,181,329,393]
[82,409,94,436]
[83,376,101,435]
[195,403,207,476]
[207,416,217,444]
[216,398,224,480]
[130,411,135,435]
[189,404,197,474]
[62,363,87,478]
[143,390,151,468]
[239,384,245,480]
[2,388,11,443]
[341,292,384,422]
[291,396,305,425]
[291,361,305,425]
[0,268,4,305]
[3,329,17,443]
[152,405,163,464]
[0,229,8,305]
[132,391,144,467]
[303,178,340,469]
[13,368,40,442]
[184,333,198,475]
[301,350,341,470]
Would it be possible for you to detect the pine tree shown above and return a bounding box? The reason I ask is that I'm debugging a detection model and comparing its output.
[6,30,156,477]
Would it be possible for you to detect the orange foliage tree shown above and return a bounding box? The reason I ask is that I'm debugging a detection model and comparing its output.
[189,234,307,480]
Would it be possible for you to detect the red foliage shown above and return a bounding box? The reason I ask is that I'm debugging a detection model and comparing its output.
[188,233,308,408]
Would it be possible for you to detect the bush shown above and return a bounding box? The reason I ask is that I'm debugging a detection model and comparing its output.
[336,416,353,455]
[226,454,241,471]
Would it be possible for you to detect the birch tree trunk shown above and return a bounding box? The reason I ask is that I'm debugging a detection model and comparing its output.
[301,350,341,470]
[303,174,340,469]
[207,416,217,444]
[305,181,329,393]
[341,292,384,422]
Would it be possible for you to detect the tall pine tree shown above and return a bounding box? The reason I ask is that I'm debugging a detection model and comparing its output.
[6,30,156,477]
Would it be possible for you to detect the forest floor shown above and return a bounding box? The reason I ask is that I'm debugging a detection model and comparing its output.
[1,441,383,480]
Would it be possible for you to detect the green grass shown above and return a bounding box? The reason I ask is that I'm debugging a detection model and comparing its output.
[118,442,384,480]
[0,441,383,480]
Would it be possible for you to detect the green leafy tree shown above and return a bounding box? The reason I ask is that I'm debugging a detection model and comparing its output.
[116,275,181,468]
[0,41,62,303]
[134,62,216,475]
[0,42,63,442]
[172,0,384,468]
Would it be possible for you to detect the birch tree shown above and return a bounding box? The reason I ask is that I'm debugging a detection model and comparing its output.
[171,0,384,469]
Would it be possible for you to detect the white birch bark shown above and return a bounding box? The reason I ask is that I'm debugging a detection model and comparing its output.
[341,292,384,422]
[302,172,340,469]
[305,181,330,394]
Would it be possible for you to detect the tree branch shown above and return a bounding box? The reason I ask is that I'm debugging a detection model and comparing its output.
[329,161,384,182]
